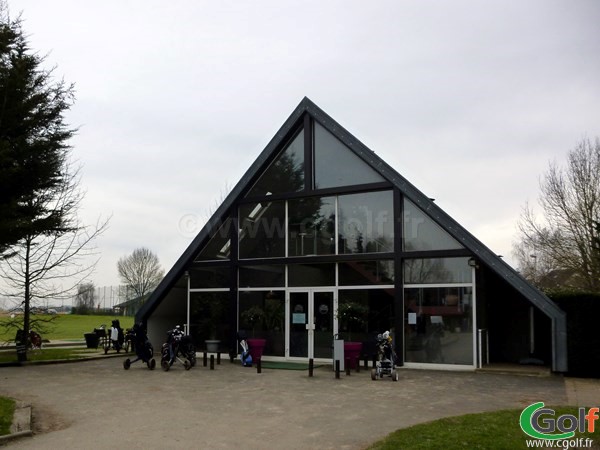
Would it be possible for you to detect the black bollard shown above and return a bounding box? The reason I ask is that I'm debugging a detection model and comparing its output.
[203,351,208,367]
[210,354,215,370]
[364,357,368,370]
[345,357,351,376]
[308,358,314,377]
[356,358,360,373]
[257,358,262,374]
[335,360,340,379]
[217,353,221,365]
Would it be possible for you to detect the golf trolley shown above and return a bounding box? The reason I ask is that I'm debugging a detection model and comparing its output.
[160,325,194,371]
[123,322,156,370]
[371,331,399,382]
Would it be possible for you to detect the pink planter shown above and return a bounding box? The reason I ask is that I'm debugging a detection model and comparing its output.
[247,338,267,362]
[344,341,363,369]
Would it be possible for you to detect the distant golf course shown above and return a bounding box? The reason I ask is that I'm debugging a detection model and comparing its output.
[0,314,135,342]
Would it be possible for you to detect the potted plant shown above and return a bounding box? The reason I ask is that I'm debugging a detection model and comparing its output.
[241,305,267,362]
[263,296,285,356]
[196,294,227,353]
[336,301,368,369]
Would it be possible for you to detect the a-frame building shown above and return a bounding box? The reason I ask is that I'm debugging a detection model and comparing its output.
[137,97,567,372]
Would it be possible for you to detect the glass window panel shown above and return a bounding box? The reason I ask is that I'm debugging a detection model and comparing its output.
[403,198,463,251]
[403,257,472,284]
[239,201,285,259]
[239,265,285,288]
[195,218,232,261]
[288,196,336,256]
[189,267,230,289]
[189,291,231,346]
[338,260,394,286]
[404,286,473,365]
[338,191,394,254]
[313,292,334,359]
[313,122,385,189]
[336,289,395,345]
[288,263,335,287]
[289,291,309,358]
[239,290,285,356]
[247,130,304,197]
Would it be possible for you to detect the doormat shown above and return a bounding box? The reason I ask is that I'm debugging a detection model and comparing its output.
[259,361,324,371]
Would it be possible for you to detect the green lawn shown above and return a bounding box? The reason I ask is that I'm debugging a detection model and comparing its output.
[0,347,103,364]
[0,396,16,436]
[0,314,134,342]
[367,407,600,449]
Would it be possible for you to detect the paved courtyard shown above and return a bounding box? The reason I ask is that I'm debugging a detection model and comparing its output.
[0,357,597,449]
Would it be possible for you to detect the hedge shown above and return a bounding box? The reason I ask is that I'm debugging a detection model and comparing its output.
[548,291,600,377]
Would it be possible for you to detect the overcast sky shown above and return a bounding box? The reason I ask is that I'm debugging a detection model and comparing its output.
[7,0,600,289]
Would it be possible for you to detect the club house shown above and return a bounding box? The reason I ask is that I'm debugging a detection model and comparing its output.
[136,98,567,372]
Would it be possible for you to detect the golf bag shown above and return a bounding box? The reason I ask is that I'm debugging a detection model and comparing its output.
[238,331,252,367]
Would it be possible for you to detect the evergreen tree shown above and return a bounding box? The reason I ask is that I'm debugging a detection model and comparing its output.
[0,7,75,256]
[0,5,107,358]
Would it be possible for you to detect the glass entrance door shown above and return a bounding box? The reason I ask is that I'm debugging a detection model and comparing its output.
[288,290,334,359]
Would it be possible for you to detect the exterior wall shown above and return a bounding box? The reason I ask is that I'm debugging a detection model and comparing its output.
[480,266,552,366]
[147,286,187,350]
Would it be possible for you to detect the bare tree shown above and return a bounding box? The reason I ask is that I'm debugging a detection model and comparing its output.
[514,137,600,292]
[117,248,164,301]
[75,281,96,313]
[512,240,559,287]
[0,166,109,338]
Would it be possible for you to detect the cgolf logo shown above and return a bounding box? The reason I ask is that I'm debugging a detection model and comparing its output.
[520,402,599,440]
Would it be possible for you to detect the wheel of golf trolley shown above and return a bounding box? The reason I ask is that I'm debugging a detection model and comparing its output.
[391,370,399,382]
[184,359,191,370]
[188,355,196,367]
[371,368,377,380]
[161,360,170,371]
[147,358,156,370]
[123,358,131,370]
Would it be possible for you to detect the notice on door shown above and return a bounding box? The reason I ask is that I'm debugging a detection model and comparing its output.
[293,313,306,324]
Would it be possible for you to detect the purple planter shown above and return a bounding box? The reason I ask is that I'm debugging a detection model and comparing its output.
[247,338,267,362]
[344,342,362,369]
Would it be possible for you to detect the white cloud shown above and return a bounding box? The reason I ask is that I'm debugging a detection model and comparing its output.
[6,0,600,288]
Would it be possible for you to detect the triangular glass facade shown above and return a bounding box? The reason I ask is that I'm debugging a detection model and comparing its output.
[402,198,463,251]
[194,218,233,261]
[143,98,566,373]
[313,122,384,189]
[246,130,304,197]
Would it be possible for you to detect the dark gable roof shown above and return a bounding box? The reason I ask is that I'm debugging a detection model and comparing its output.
[137,97,567,371]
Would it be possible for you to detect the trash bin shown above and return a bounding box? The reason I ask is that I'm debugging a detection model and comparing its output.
[84,332,99,349]
[94,327,106,338]
[15,329,27,363]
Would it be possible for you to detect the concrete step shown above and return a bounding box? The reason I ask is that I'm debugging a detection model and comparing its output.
[477,363,552,377]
